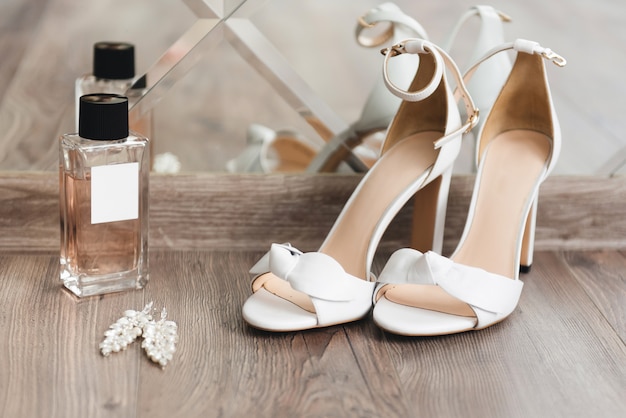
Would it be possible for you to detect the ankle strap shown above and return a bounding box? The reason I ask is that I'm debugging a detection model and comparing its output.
[381,39,479,149]
[463,39,566,84]
[356,2,428,48]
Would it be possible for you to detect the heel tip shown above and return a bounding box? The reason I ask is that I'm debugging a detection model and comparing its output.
[519,265,532,274]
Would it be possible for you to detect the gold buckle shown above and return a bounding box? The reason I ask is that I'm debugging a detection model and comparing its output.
[465,109,480,133]
[541,49,566,67]
[380,43,405,57]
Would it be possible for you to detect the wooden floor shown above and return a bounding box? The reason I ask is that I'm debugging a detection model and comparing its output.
[0,173,625,418]
[0,248,625,418]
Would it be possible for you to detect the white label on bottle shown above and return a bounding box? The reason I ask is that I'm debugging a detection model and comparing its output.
[91,162,139,224]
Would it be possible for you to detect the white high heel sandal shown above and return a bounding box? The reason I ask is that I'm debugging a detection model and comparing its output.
[242,39,478,331]
[373,39,566,336]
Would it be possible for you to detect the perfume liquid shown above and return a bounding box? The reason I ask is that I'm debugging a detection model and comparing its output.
[60,94,149,297]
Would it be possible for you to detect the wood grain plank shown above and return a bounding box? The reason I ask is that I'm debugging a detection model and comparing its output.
[342,255,414,417]
[0,172,60,251]
[2,173,626,252]
[0,172,369,252]
[377,251,626,418]
[0,253,144,417]
[442,175,626,253]
[1,249,625,417]
[562,250,626,342]
[514,252,626,416]
[377,327,535,417]
[136,250,383,418]
[532,176,626,251]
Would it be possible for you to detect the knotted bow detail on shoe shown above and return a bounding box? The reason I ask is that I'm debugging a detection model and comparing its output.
[250,243,374,303]
[249,243,376,327]
[377,249,523,326]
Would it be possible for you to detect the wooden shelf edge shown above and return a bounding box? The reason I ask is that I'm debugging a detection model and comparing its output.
[1,172,624,252]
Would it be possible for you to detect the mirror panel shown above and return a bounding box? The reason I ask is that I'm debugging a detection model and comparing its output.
[0,0,624,175]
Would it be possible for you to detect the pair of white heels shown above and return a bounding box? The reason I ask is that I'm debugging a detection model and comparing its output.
[242,15,566,336]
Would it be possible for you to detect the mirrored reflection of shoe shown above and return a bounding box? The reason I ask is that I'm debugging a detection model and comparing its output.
[226,124,318,173]
[229,4,512,174]
[227,2,426,174]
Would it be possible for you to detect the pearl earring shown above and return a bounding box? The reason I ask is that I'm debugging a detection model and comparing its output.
[99,302,178,368]
[141,307,179,368]
[99,302,154,356]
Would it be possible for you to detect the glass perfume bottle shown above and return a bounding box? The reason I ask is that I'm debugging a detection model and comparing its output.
[60,94,150,297]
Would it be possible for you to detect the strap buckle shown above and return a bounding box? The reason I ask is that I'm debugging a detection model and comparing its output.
[380,43,405,57]
[465,109,480,133]
[541,49,566,67]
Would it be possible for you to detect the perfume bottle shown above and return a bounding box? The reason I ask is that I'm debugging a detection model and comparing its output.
[60,94,150,297]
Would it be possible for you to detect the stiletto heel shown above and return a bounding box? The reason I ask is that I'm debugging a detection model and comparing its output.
[242,39,477,331]
[373,39,566,336]
[410,167,452,254]
[519,199,537,273]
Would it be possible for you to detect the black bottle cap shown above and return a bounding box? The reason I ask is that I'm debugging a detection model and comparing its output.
[79,94,129,140]
[93,42,135,80]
